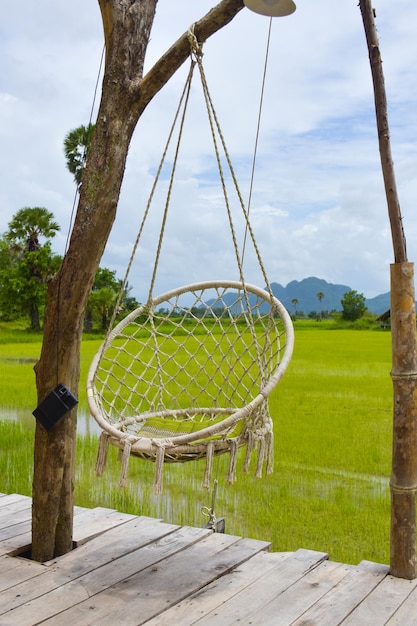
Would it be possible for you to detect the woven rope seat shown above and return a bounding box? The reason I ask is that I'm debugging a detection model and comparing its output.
[87,280,294,491]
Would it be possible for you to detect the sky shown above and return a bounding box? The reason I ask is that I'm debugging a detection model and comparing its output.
[1,0,417,302]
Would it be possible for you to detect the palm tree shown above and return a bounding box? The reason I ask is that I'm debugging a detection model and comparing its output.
[6,207,60,253]
[64,123,95,187]
[5,207,60,330]
[89,287,117,330]
[291,298,298,317]
[316,291,325,321]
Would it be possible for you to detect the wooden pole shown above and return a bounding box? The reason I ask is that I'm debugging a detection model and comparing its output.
[359,0,417,579]
[390,263,417,579]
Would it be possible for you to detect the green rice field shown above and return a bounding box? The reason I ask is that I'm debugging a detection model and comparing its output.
[0,321,393,566]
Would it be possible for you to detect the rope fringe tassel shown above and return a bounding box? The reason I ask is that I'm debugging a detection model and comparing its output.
[256,436,266,478]
[153,445,165,494]
[202,441,215,489]
[243,431,255,473]
[95,432,110,476]
[119,440,132,488]
[266,430,274,475]
[227,439,239,484]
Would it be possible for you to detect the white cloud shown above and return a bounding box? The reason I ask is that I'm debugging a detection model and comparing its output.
[1,0,417,303]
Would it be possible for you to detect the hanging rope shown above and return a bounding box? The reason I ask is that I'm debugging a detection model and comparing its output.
[188,26,273,298]
[242,17,273,267]
[187,25,276,379]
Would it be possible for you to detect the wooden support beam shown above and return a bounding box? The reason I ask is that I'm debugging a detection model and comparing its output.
[390,262,417,579]
[359,0,417,578]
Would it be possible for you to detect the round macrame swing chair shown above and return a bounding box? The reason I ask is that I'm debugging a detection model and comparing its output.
[87,27,294,494]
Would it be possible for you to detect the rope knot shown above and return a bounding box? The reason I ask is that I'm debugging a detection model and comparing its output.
[188,24,204,60]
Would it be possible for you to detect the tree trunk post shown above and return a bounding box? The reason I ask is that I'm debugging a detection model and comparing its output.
[360,0,417,578]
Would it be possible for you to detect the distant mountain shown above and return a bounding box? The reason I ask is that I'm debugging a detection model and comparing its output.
[270,277,351,315]
[364,292,390,315]
[271,278,391,315]
[203,277,391,316]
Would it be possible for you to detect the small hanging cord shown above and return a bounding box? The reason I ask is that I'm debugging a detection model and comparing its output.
[55,44,105,385]
[241,18,273,274]
[64,44,105,257]
[242,18,276,391]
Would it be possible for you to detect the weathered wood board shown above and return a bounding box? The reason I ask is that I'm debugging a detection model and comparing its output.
[1,492,417,625]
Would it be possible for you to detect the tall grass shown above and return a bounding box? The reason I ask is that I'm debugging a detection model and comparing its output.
[0,324,393,565]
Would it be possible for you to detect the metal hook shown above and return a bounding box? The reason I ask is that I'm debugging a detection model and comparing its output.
[201,479,225,533]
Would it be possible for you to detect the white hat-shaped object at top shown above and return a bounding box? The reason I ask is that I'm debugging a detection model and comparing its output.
[244,0,296,17]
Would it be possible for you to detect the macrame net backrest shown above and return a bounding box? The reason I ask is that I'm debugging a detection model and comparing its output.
[87,280,293,492]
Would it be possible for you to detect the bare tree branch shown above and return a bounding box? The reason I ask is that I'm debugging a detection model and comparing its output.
[135,0,244,111]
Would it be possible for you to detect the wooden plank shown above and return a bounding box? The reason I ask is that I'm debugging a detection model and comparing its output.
[2,524,213,624]
[224,559,352,626]
[0,494,31,519]
[0,501,133,555]
[143,551,295,626]
[290,560,390,625]
[0,493,31,505]
[72,507,137,546]
[384,583,417,625]
[0,498,32,555]
[0,531,32,557]
[340,569,417,625]
[0,554,47,593]
[37,534,272,625]
[0,515,183,614]
[0,506,132,591]
[43,516,182,574]
[160,548,329,626]
[0,518,31,542]
[0,505,31,527]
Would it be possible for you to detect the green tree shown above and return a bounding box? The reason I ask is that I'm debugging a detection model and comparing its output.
[1,208,61,330]
[121,284,139,313]
[64,124,95,187]
[89,287,117,330]
[84,267,138,331]
[317,291,324,321]
[93,266,119,291]
[291,298,298,317]
[341,290,366,321]
[6,207,60,252]
[0,239,21,321]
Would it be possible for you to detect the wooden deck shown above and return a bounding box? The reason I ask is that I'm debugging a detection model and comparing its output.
[1,492,417,625]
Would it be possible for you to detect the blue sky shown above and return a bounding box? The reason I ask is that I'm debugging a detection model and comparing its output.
[1,0,417,301]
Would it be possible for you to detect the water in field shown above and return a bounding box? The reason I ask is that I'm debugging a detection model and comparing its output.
[0,406,102,437]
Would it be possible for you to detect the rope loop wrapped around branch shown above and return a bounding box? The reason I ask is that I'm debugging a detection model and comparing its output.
[188,23,204,61]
